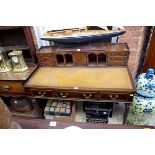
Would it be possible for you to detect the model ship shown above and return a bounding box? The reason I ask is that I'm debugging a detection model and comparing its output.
[40,26,126,43]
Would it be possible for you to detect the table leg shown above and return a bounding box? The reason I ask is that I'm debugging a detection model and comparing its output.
[123,103,131,124]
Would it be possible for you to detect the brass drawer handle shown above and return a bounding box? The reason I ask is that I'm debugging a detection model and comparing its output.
[109,94,118,100]
[1,86,11,91]
[38,91,46,96]
[60,92,68,98]
[83,94,92,99]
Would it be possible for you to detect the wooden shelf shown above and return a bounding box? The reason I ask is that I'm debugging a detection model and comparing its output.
[0,26,37,63]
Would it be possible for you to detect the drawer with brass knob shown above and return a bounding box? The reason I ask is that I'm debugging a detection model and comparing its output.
[78,92,98,100]
[0,82,25,93]
[28,89,54,97]
[100,93,131,101]
[55,91,77,99]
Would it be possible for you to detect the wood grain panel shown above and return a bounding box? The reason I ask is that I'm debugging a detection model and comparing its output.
[0,82,25,93]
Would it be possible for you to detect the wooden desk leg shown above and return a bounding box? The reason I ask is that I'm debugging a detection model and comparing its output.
[123,103,131,124]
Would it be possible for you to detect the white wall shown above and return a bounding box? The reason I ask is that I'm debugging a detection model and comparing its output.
[33,26,50,47]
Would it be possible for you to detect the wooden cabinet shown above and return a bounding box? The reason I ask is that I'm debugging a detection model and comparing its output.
[0,65,42,118]
[0,39,136,124]
[0,26,37,63]
[0,82,25,94]
[0,65,37,96]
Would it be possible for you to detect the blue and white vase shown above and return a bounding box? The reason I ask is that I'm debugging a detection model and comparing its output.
[127,69,155,125]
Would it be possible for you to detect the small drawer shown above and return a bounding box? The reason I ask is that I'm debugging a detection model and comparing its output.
[100,93,129,101]
[78,92,97,100]
[55,91,76,99]
[0,82,25,93]
[37,53,52,57]
[29,89,54,97]
[38,57,53,62]
[108,56,127,61]
[108,51,129,56]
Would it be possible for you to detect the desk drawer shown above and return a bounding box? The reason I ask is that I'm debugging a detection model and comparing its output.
[55,91,77,99]
[28,89,77,99]
[29,89,54,97]
[100,93,131,101]
[0,82,25,93]
[78,92,98,100]
[37,53,52,57]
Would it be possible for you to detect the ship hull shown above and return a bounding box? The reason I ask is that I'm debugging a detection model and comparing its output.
[41,31,126,43]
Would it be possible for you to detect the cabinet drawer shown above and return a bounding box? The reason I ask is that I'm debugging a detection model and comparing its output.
[108,51,129,56]
[55,91,76,99]
[78,92,98,100]
[0,82,25,93]
[38,57,53,62]
[29,89,54,97]
[37,53,52,57]
[100,93,130,101]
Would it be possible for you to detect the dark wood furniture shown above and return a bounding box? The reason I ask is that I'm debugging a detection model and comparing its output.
[25,67,135,102]
[0,65,42,118]
[0,40,136,125]
[0,65,37,96]
[0,26,37,63]
[0,26,42,118]
[24,43,136,124]
[37,43,129,66]
[13,117,154,129]
[143,27,155,72]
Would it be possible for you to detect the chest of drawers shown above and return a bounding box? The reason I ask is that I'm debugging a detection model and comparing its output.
[0,65,37,96]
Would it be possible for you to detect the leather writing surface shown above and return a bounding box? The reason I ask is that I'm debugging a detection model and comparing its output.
[26,67,133,89]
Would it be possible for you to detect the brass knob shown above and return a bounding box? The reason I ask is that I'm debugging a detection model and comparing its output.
[83,94,92,99]
[1,85,11,91]
[109,94,118,100]
[60,92,68,98]
[38,91,46,96]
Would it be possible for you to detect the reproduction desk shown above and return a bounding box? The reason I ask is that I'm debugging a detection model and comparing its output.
[25,66,136,123]
[0,43,136,125]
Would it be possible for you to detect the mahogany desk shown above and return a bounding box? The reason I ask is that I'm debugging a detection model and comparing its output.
[25,66,136,124]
